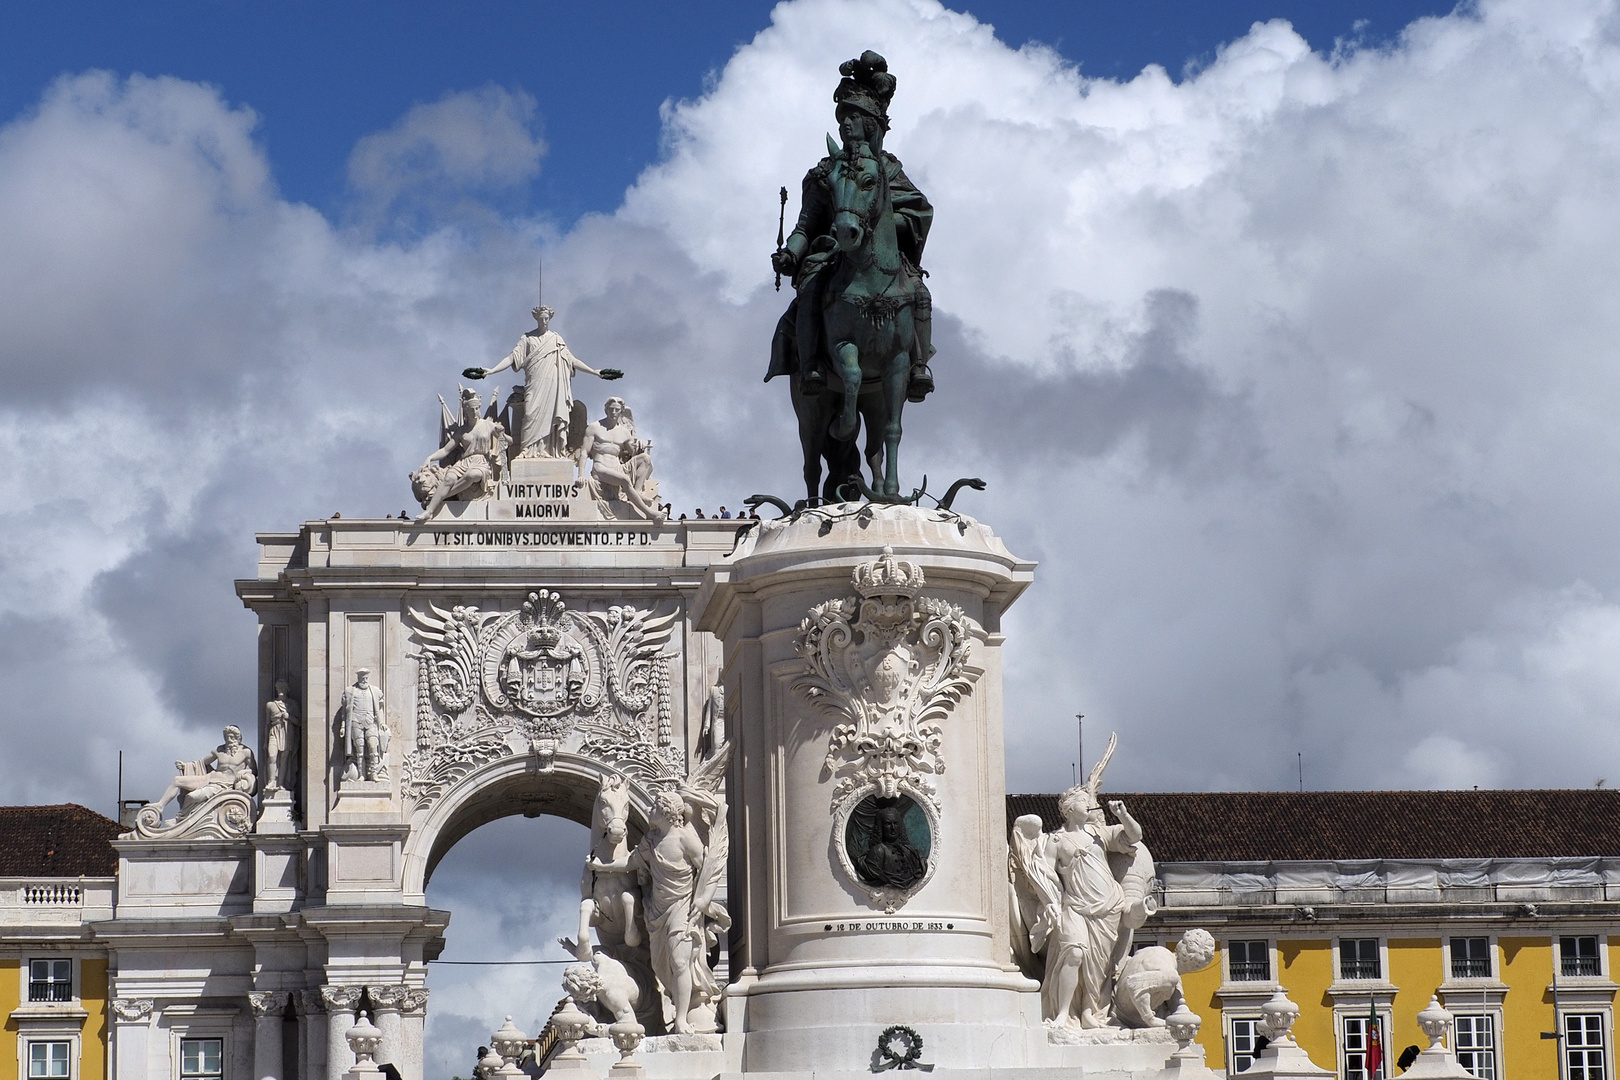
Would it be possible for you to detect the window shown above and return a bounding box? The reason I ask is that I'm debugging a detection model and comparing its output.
[1563,937,1603,978]
[1453,1014,1496,1079]
[1229,1017,1263,1074]
[1129,939,1157,954]
[1450,937,1491,979]
[1340,938,1381,981]
[1566,1013,1607,1080]
[1343,1015,1386,1080]
[1228,940,1270,982]
[27,960,71,1003]
[179,1040,224,1080]
[27,1042,69,1080]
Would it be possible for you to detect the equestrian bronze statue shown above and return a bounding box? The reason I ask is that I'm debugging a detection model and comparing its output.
[767,52,936,502]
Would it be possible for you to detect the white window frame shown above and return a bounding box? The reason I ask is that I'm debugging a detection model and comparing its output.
[17,957,78,1007]
[14,1028,80,1080]
[178,1037,225,1080]
[1340,1010,1390,1080]
[1451,1011,1499,1080]
[1333,937,1387,983]
[1559,935,1610,981]
[1224,1012,1265,1075]
[1560,1010,1612,1080]
[1443,935,1499,983]
[169,1029,233,1080]
[1224,938,1275,985]
[26,1040,72,1080]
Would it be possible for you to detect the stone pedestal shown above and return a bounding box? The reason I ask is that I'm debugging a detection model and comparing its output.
[695,504,1037,1072]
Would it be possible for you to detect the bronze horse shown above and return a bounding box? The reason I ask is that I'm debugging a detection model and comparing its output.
[790,135,929,501]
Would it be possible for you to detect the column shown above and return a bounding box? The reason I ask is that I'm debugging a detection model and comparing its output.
[249,993,290,1080]
[319,986,361,1080]
[400,990,429,1080]
[111,999,155,1080]
[366,987,407,1073]
[297,990,327,1080]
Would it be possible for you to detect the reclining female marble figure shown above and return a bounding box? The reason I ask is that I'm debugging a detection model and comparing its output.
[147,726,257,820]
[1111,929,1217,1028]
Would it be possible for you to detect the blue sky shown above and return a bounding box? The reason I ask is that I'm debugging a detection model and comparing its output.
[3,0,1456,222]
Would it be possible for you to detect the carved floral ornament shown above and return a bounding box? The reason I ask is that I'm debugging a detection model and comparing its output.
[795,546,976,907]
[405,592,679,809]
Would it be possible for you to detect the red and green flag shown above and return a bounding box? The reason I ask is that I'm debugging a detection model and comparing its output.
[1366,1001,1383,1077]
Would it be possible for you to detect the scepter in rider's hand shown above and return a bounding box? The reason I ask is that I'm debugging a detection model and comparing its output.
[775,186,788,291]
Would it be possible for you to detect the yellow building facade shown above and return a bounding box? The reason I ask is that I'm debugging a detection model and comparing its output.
[0,806,120,1080]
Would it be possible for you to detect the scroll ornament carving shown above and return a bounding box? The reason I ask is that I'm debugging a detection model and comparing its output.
[405,592,679,808]
[367,985,409,1012]
[248,991,290,1018]
[319,985,362,1014]
[795,546,976,815]
[401,988,430,1016]
[112,998,155,1022]
[296,989,327,1016]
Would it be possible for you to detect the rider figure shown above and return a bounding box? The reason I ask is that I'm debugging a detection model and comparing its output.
[767,51,936,402]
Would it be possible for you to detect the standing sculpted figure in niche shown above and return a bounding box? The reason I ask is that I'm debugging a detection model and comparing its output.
[147,726,257,819]
[412,387,511,522]
[263,680,300,794]
[1009,734,1158,1029]
[579,397,664,523]
[340,668,389,783]
[464,305,621,458]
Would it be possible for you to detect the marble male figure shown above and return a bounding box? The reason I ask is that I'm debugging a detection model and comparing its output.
[580,397,664,523]
[147,726,257,819]
[340,668,389,783]
[467,305,620,458]
[263,679,300,794]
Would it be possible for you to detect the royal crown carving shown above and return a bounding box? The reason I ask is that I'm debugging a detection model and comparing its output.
[795,546,977,813]
[406,592,680,808]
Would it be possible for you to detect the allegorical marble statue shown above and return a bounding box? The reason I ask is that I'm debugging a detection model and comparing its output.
[579,397,664,523]
[263,679,300,794]
[629,787,728,1033]
[767,51,936,499]
[465,305,621,458]
[412,387,512,522]
[147,726,258,819]
[1111,929,1216,1028]
[340,668,389,782]
[1009,733,1158,1029]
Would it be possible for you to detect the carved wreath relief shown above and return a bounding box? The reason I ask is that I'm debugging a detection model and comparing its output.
[795,546,976,908]
[405,591,679,808]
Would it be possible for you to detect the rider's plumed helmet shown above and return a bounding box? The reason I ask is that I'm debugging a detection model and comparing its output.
[833,51,896,131]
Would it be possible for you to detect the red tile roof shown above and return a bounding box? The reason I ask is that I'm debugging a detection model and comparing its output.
[0,804,121,877]
[1006,790,1620,862]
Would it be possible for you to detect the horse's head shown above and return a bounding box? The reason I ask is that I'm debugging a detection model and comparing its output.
[827,132,886,254]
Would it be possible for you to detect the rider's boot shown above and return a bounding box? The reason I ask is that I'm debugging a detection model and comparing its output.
[907,292,936,402]
[907,362,934,402]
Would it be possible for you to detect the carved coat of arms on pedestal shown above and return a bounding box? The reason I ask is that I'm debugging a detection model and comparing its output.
[405,591,679,808]
[795,546,978,909]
